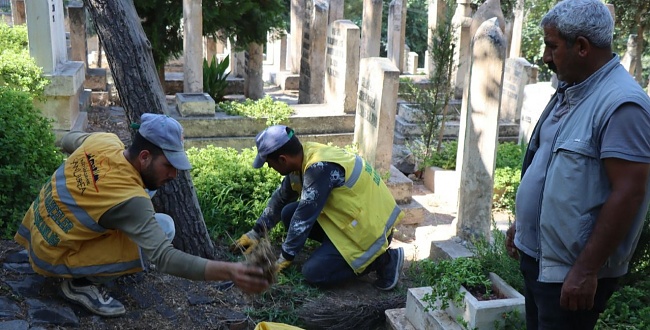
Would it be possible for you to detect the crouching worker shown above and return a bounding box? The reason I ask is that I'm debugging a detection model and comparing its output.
[231,125,405,290]
[14,114,270,317]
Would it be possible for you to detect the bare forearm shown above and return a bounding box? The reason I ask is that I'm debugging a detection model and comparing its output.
[203,260,237,281]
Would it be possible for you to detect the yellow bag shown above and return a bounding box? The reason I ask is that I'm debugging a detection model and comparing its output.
[254,321,305,330]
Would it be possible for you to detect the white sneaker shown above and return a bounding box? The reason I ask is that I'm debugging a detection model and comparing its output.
[61,279,125,317]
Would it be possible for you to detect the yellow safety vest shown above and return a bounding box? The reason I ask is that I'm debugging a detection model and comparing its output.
[15,133,148,278]
[290,143,403,274]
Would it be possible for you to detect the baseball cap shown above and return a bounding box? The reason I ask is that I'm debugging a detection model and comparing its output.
[252,125,294,169]
[138,113,192,170]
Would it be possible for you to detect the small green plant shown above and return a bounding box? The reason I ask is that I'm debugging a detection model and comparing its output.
[407,223,525,329]
[203,54,230,102]
[218,95,293,126]
[470,223,524,294]
[0,87,64,238]
[415,256,492,310]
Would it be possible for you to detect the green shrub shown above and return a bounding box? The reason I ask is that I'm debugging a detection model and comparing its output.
[0,87,64,238]
[0,22,49,97]
[187,145,282,240]
[427,140,458,170]
[426,141,523,213]
[597,284,650,329]
[0,22,28,52]
[493,167,521,214]
[203,54,230,102]
[217,95,293,126]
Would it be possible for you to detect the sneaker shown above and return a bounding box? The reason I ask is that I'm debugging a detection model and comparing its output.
[374,247,404,291]
[61,279,126,317]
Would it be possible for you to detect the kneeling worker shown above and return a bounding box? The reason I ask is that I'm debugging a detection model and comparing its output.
[15,114,270,317]
[232,125,405,290]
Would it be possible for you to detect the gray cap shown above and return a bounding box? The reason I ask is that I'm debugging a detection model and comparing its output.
[138,113,192,170]
[252,125,293,168]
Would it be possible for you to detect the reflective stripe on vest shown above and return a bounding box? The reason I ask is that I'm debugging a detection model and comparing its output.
[351,204,402,270]
[18,224,143,276]
[344,156,363,188]
[55,165,106,233]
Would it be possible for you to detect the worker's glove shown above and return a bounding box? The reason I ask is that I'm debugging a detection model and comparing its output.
[275,254,292,273]
[229,229,260,254]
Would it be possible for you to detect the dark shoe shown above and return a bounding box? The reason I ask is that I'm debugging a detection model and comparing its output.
[61,279,126,317]
[374,247,404,291]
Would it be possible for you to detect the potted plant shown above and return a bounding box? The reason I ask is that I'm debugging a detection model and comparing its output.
[405,228,526,330]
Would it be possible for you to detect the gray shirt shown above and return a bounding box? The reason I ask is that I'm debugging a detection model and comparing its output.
[515,99,650,258]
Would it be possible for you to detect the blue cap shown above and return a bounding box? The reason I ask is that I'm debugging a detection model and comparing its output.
[252,125,294,168]
[138,114,192,170]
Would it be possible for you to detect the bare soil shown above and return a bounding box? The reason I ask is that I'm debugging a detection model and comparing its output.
[0,106,409,330]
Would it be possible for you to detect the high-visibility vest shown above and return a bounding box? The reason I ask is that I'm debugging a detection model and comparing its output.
[15,133,148,277]
[290,143,403,273]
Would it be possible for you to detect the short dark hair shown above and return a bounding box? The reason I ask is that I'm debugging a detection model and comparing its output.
[266,127,302,162]
[126,132,164,161]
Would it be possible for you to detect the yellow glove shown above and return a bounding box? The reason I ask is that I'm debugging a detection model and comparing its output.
[275,255,292,273]
[229,229,260,254]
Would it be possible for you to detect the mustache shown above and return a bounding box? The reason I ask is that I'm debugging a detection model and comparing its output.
[547,62,557,73]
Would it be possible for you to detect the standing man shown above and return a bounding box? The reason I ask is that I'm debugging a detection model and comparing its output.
[231,125,405,290]
[505,0,650,329]
[15,114,270,317]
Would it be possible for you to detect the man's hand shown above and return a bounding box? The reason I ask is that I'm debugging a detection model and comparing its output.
[560,265,598,311]
[506,223,519,260]
[229,263,271,294]
[229,230,260,254]
[275,254,292,273]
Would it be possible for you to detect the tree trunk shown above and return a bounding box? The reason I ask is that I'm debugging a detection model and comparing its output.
[245,42,264,100]
[83,0,216,259]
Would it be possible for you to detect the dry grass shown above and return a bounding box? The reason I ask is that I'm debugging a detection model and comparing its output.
[245,237,278,283]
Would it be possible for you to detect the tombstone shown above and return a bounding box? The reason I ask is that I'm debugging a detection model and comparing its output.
[230,48,246,78]
[354,57,400,174]
[403,43,410,72]
[204,35,218,63]
[290,0,305,73]
[426,0,448,77]
[509,0,524,58]
[67,1,87,68]
[360,0,382,59]
[325,20,360,114]
[387,0,406,73]
[11,0,26,25]
[245,42,264,99]
[500,57,535,123]
[25,0,86,136]
[298,0,329,104]
[67,2,107,93]
[328,0,344,24]
[270,32,288,72]
[518,82,554,145]
[455,17,505,242]
[450,0,473,99]
[406,52,418,75]
[183,0,203,93]
[621,34,641,82]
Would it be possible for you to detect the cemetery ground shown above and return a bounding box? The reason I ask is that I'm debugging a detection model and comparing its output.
[0,104,440,329]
